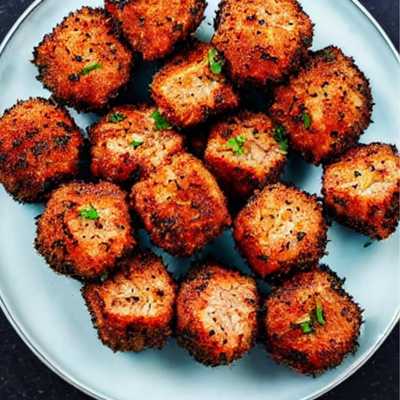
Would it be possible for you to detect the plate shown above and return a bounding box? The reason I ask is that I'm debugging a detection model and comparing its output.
[0,1,399,400]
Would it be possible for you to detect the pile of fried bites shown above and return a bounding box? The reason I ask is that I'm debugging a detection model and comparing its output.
[0,0,398,375]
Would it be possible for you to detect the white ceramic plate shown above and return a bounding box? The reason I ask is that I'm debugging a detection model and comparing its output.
[0,1,399,400]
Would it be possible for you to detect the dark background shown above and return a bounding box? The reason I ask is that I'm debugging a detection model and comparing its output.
[0,1,398,399]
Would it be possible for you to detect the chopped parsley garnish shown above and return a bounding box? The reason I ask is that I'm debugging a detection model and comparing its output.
[294,302,326,334]
[294,314,313,334]
[208,48,224,74]
[315,302,325,326]
[300,321,313,334]
[108,112,126,123]
[227,135,246,155]
[302,112,312,129]
[79,205,99,220]
[80,62,102,76]
[273,125,289,154]
[131,137,144,149]
[151,110,172,130]
[363,240,373,248]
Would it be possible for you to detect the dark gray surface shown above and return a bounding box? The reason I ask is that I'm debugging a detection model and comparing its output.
[0,1,398,399]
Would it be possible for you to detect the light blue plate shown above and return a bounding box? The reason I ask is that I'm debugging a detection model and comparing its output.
[0,1,399,400]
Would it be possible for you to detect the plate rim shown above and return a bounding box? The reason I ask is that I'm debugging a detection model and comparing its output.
[0,1,398,400]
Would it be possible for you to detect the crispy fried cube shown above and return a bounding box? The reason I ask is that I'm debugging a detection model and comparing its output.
[270,46,373,165]
[265,266,362,375]
[105,0,206,60]
[130,153,231,256]
[322,143,399,239]
[33,7,133,111]
[176,262,258,366]
[204,111,287,199]
[151,41,239,128]
[90,104,184,182]
[234,183,327,278]
[82,251,176,352]
[35,182,136,280]
[212,0,313,85]
[0,98,83,202]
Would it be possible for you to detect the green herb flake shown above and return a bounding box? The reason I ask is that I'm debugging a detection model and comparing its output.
[363,241,374,248]
[79,205,99,220]
[227,135,246,155]
[208,48,224,74]
[273,125,289,154]
[293,314,313,334]
[302,112,312,129]
[300,321,313,334]
[151,110,172,130]
[315,302,325,326]
[108,112,126,123]
[131,137,144,149]
[80,62,102,76]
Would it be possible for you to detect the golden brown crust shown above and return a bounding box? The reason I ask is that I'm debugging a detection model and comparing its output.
[82,251,176,352]
[130,153,231,257]
[151,41,239,128]
[322,143,400,240]
[105,0,206,61]
[0,98,83,203]
[264,266,362,375]
[204,111,287,199]
[212,0,313,86]
[234,183,327,278]
[270,46,373,165]
[176,262,259,366]
[35,181,136,280]
[33,7,133,112]
[89,104,185,182]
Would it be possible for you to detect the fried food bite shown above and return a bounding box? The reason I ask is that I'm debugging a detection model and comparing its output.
[105,0,206,61]
[270,46,373,165]
[322,143,399,240]
[264,266,362,375]
[0,98,83,203]
[90,105,185,182]
[82,251,176,352]
[234,183,327,278]
[212,0,313,86]
[33,7,133,112]
[130,153,231,257]
[204,111,287,199]
[176,262,258,366]
[35,182,135,280]
[151,41,239,128]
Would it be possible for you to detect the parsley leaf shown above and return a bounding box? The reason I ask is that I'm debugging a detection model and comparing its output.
[294,314,314,334]
[108,112,126,123]
[208,48,224,74]
[79,205,99,220]
[300,321,313,334]
[364,241,373,248]
[80,62,102,76]
[131,137,144,149]
[302,112,312,129]
[315,302,325,326]
[273,125,289,154]
[227,135,246,155]
[151,110,172,130]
